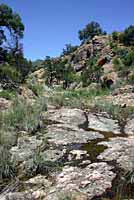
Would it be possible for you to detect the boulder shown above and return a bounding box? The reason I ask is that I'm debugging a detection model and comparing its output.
[101,71,119,88]
[97,57,107,66]
[102,63,114,73]
[88,113,121,134]
[98,136,134,170]
[0,97,12,111]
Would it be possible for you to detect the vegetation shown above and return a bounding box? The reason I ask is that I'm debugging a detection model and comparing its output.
[0,4,32,85]
[48,87,109,109]
[78,21,106,43]
[43,56,76,88]
[81,56,102,87]
[62,44,78,56]
[119,25,134,46]
[24,149,62,177]
[1,4,134,199]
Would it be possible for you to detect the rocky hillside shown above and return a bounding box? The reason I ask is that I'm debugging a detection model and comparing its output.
[0,33,134,200]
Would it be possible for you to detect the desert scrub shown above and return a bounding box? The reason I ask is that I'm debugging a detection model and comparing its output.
[0,90,17,100]
[48,88,109,108]
[0,96,47,132]
[0,146,16,180]
[24,149,62,177]
[114,170,134,200]
[26,74,44,96]
[93,101,134,131]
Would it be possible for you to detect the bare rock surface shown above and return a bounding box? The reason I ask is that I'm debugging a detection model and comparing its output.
[46,162,116,200]
[10,135,43,163]
[125,118,134,135]
[88,113,120,134]
[0,97,12,110]
[98,136,134,170]
[46,124,104,145]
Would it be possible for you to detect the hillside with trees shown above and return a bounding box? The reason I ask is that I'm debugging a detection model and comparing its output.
[0,3,134,200]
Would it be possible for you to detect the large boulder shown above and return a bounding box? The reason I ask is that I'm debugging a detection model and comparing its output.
[0,97,12,111]
[88,113,121,134]
[98,136,134,170]
[101,71,119,88]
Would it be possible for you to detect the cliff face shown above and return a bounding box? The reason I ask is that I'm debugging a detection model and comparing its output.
[65,35,114,72]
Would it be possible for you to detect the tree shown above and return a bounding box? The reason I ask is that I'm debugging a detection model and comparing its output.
[0,4,24,49]
[43,56,55,85]
[62,44,78,56]
[0,4,31,83]
[78,21,106,43]
[112,31,118,41]
[119,25,134,46]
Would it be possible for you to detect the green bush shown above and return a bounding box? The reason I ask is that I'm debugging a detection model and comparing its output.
[123,51,134,66]
[0,145,16,180]
[0,64,21,82]
[81,57,102,87]
[0,97,47,132]
[112,31,119,41]
[0,90,17,100]
[24,149,62,177]
[128,73,134,84]
[62,44,78,56]
[119,25,134,46]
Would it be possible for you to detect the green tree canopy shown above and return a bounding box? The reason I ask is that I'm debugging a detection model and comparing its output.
[0,4,24,45]
[119,25,134,46]
[78,21,106,43]
[62,44,78,56]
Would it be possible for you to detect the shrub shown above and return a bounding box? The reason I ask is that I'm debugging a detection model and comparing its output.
[0,90,17,100]
[24,149,62,177]
[0,64,21,82]
[113,57,124,71]
[0,97,47,132]
[81,57,103,87]
[119,25,134,46]
[128,72,134,85]
[112,31,119,41]
[62,44,78,56]
[0,145,16,180]
[123,51,134,66]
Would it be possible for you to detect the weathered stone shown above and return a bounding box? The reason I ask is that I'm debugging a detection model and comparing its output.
[102,63,114,73]
[98,93,134,107]
[10,135,42,163]
[46,162,116,200]
[68,150,88,161]
[0,97,12,110]
[101,71,119,88]
[88,113,120,134]
[125,118,134,135]
[97,57,107,66]
[46,124,104,145]
[47,108,86,126]
[18,86,35,102]
[98,136,134,170]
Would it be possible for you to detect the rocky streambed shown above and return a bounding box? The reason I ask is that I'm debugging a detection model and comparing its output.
[0,106,134,200]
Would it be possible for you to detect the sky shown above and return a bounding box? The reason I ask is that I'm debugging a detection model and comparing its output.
[1,0,134,61]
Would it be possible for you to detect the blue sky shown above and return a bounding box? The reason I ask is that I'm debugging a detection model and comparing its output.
[1,0,134,60]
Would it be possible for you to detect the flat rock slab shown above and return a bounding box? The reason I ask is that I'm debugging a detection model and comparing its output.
[46,124,104,145]
[98,136,134,170]
[10,135,43,163]
[47,108,86,126]
[125,118,134,135]
[88,113,121,134]
[46,162,116,200]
